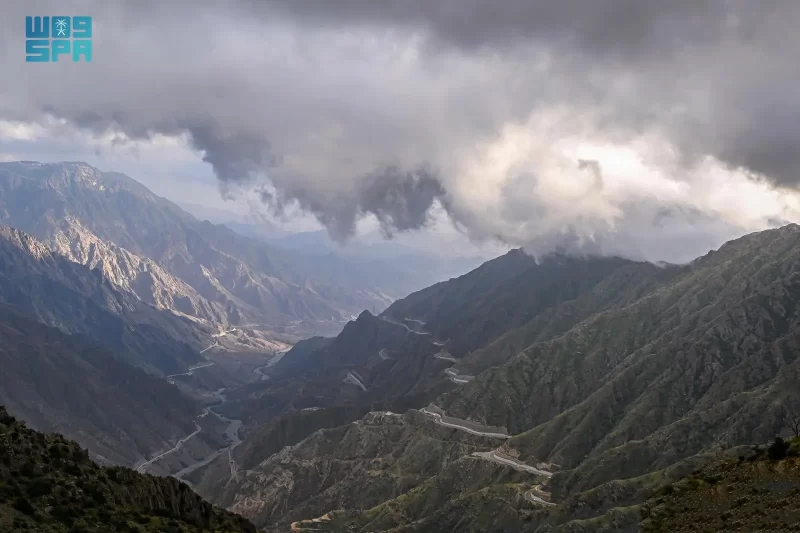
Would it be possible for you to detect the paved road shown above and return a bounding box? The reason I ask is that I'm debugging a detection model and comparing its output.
[196,328,239,354]
[420,407,510,439]
[212,328,238,338]
[524,485,556,506]
[473,450,553,477]
[199,342,218,354]
[167,362,216,384]
[136,408,210,473]
[379,316,431,335]
[172,389,244,484]
[444,367,475,384]
[343,371,368,391]
[434,351,457,362]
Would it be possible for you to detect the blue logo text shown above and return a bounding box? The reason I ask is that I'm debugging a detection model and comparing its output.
[26,16,92,62]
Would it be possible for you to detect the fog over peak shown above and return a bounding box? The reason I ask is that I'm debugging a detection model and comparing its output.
[3,0,800,261]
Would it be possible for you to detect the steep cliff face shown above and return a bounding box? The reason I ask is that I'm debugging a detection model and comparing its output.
[0,407,256,532]
[46,216,234,326]
[0,225,207,375]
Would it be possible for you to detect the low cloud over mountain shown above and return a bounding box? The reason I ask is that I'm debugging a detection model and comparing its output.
[3,1,800,261]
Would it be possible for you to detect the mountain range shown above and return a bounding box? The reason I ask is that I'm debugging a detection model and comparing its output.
[2,159,799,532]
[0,161,479,339]
[179,224,800,532]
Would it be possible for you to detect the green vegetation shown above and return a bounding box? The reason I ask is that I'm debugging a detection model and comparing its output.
[207,224,800,532]
[0,407,255,533]
[642,438,800,532]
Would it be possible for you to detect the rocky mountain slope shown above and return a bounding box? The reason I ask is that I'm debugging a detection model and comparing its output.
[0,407,255,532]
[202,224,800,532]
[641,438,800,532]
[0,225,206,375]
[0,304,202,465]
[219,410,507,532]
[0,161,409,336]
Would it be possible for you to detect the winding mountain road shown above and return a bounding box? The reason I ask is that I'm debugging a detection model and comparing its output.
[167,362,215,384]
[473,450,553,477]
[420,407,510,439]
[524,485,556,507]
[343,371,368,391]
[434,351,457,362]
[199,342,218,354]
[444,367,475,384]
[136,408,210,473]
[171,389,244,484]
[379,316,431,335]
[197,328,238,354]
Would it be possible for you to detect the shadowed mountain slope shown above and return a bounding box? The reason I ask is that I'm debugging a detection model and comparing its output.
[0,407,256,532]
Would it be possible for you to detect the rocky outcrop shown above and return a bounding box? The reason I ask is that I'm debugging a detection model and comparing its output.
[0,407,256,532]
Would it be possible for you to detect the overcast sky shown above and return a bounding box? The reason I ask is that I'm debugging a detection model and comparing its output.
[2,1,800,262]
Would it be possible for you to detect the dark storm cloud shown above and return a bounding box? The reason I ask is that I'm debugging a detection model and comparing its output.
[259,167,445,239]
[256,0,731,56]
[3,0,800,260]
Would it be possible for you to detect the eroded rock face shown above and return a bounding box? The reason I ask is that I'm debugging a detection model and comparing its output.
[0,224,207,375]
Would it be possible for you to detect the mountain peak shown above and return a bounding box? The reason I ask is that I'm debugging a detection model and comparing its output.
[357,310,375,321]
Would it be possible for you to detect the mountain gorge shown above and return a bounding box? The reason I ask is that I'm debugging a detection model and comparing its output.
[188,224,800,532]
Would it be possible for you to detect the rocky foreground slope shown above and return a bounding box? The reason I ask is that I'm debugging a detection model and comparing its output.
[197,224,800,532]
[0,407,255,532]
[641,437,800,532]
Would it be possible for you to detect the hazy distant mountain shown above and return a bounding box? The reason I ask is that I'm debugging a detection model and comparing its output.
[0,161,402,336]
[177,201,287,240]
[265,230,487,297]
[201,224,800,532]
